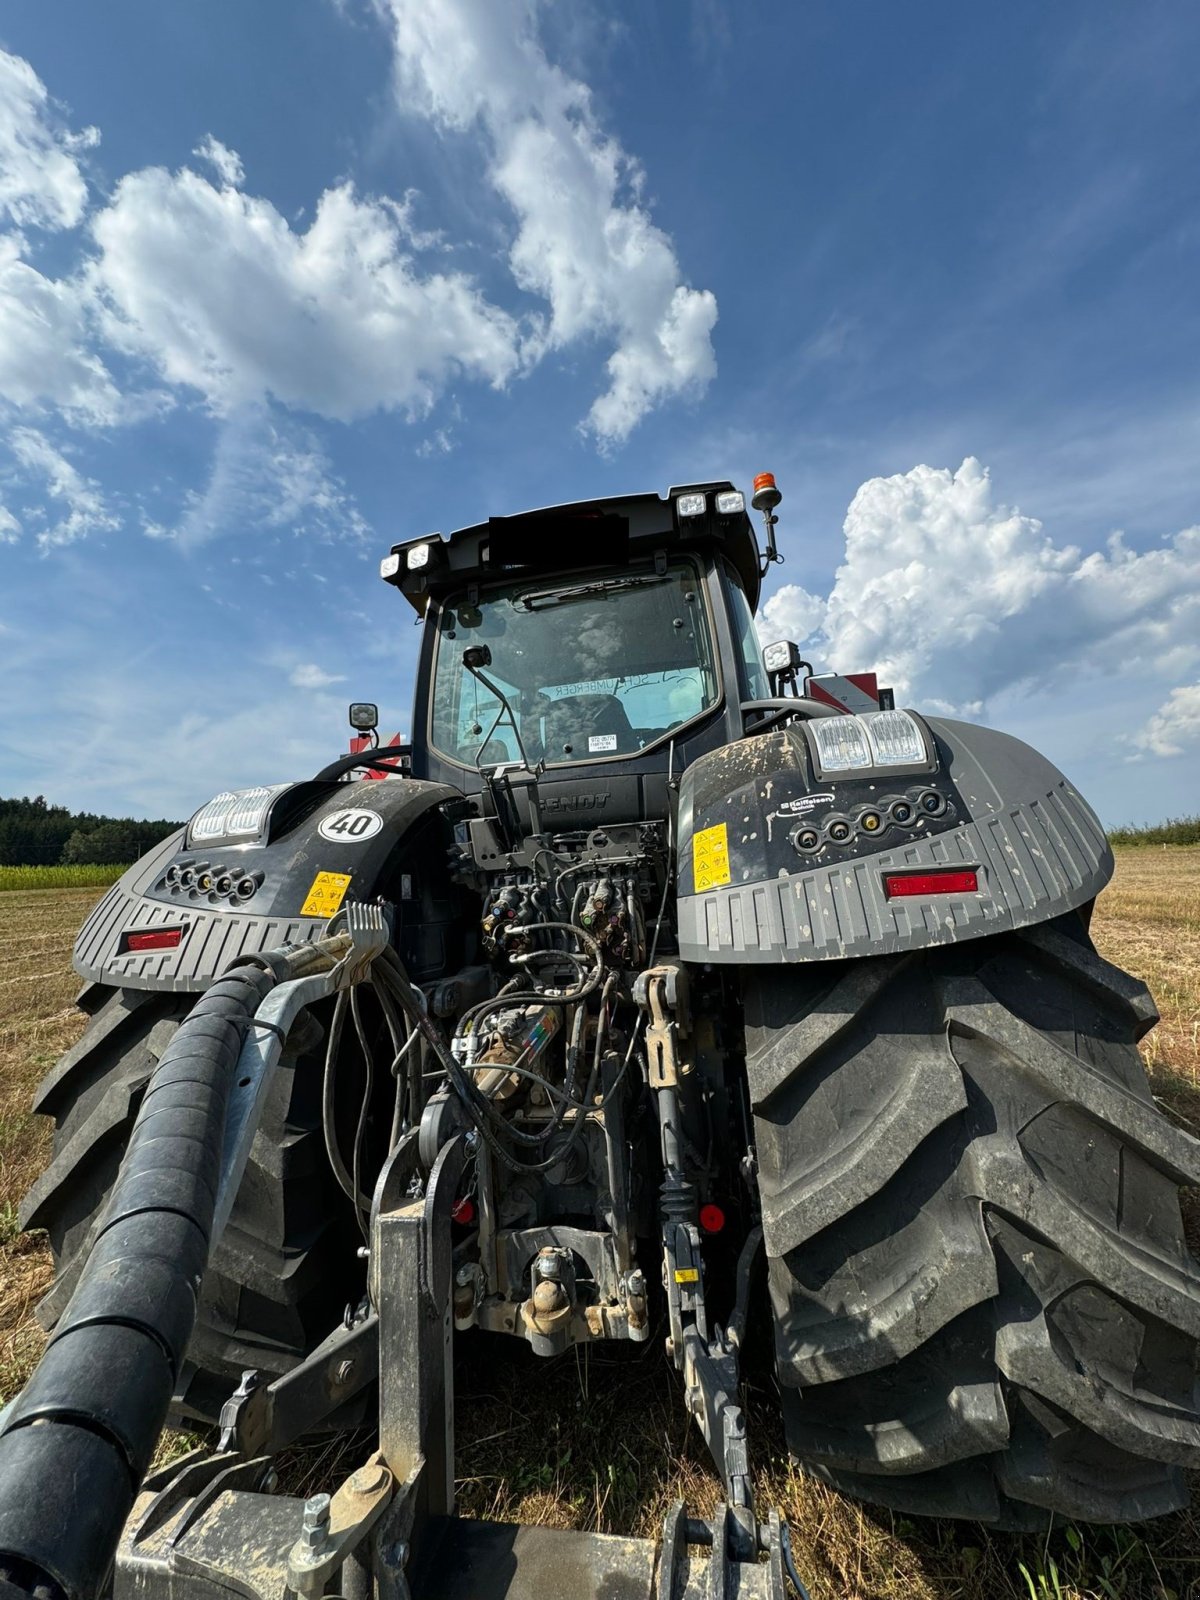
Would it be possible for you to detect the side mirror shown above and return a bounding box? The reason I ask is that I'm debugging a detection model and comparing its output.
[348,702,379,732]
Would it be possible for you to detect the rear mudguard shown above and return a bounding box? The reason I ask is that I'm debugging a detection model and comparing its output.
[73,778,460,992]
[675,714,1112,963]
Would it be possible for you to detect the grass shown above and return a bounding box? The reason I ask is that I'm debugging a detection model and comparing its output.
[1,856,1198,1598]
[0,863,127,891]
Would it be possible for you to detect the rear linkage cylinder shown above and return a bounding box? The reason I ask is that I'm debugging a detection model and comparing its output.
[636,962,764,1560]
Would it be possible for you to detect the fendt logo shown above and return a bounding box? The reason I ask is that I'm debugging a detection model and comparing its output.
[541,794,609,813]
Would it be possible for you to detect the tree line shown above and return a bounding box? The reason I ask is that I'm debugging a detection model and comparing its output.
[0,795,182,867]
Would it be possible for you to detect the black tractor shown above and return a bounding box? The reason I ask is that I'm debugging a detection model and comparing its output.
[4,478,1197,1600]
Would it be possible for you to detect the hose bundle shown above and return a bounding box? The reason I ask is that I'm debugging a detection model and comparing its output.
[0,959,278,1600]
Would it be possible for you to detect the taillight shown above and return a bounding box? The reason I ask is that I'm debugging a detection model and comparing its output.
[122,927,185,953]
[884,870,979,899]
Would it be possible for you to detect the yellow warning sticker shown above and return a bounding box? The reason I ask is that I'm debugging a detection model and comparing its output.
[301,870,352,919]
[674,1267,700,1284]
[692,822,731,892]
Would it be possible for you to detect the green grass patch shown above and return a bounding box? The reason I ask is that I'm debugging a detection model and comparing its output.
[0,863,126,891]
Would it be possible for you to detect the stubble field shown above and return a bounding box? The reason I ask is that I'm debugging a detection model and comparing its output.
[2,850,1198,1599]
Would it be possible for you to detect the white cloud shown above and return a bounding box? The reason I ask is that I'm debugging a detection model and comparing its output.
[145,410,371,546]
[0,501,20,542]
[193,134,244,188]
[0,48,97,232]
[759,458,1200,716]
[290,662,348,689]
[0,233,123,424]
[89,166,521,419]
[1133,683,1200,758]
[9,426,120,548]
[0,30,712,450]
[375,0,717,442]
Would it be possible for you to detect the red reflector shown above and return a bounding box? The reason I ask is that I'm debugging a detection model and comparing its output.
[884,870,979,899]
[699,1203,726,1234]
[451,1197,475,1225]
[124,927,184,952]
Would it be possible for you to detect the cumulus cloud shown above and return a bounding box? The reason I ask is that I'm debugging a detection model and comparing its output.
[0,234,122,424]
[0,48,97,232]
[0,28,713,453]
[1133,683,1200,758]
[193,134,244,188]
[0,502,20,543]
[290,662,348,689]
[144,409,370,547]
[375,0,717,441]
[89,167,521,419]
[10,426,120,548]
[759,458,1200,716]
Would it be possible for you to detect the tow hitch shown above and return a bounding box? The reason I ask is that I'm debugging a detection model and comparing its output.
[115,1130,797,1600]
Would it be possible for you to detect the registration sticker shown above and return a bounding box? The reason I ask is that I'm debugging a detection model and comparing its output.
[692,822,731,892]
[588,733,618,753]
[301,870,353,919]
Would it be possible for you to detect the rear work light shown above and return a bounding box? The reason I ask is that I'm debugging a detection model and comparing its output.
[884,869,979,899]
[810,709,929,773]
[675,492,707,519]
[123,927,185,953]
[187,784,288,847]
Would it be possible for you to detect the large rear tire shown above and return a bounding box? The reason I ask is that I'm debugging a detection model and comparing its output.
[744,917,1200,1527]
[20,983,359,1424]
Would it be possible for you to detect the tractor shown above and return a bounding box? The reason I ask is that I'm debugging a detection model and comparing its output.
[2,476,1197,1600]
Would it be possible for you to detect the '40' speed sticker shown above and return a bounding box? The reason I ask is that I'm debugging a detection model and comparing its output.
[317,808,384,843]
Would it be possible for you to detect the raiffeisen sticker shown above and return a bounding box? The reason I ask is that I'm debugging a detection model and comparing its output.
[317,809,384,843]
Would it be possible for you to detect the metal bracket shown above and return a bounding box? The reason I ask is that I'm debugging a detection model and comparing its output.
[286,1454,393,1595]
[636,962,691,1089]
[216,1310,379,1458]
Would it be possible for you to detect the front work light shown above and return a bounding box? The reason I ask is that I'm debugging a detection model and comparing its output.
[379,553,401,579]
[187,785,289,847]
[406,542,432,570]
[715,491,745,516]
[349,702,379,732]
[675,492,707,520]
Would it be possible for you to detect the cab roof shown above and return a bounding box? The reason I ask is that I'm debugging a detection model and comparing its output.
[381,482,763,613]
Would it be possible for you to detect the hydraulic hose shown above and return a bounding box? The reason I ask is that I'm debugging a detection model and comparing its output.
[0,957,281,1600]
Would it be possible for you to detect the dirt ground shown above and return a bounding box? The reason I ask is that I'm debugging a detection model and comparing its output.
[2,851,1198,1599]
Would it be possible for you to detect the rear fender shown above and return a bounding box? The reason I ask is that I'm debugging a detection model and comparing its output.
[675,715,1112,963]
[73,778,461,992]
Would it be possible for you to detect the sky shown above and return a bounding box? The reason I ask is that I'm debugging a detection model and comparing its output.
[0,0,1197,825]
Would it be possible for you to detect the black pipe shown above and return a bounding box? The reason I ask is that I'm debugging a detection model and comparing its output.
[312,746,410,782]
[0,959,278,1600]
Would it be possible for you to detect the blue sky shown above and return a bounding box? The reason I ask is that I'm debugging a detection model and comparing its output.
[1,0,1197,824]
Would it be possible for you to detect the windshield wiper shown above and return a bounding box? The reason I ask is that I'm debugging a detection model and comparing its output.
[515,573,671,610]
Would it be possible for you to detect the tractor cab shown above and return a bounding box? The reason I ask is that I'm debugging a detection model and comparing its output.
[380,483,778,821]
